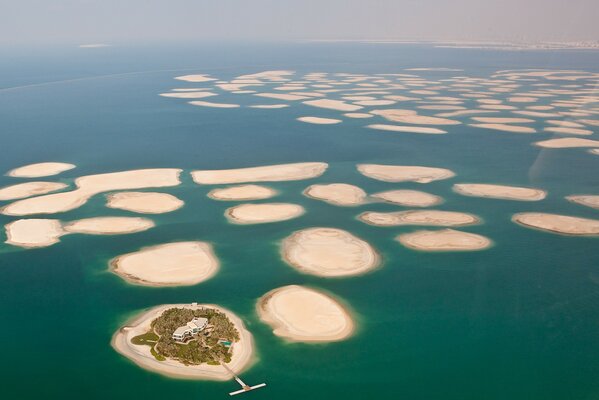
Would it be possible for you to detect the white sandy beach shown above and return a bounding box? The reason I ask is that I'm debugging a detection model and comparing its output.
[357,164,455,183]
[107,192,184,214]
[111,303,253,380]
[303,183,367,206]
[397,229,492,251]
[192,162,327,184]
[281,227,379,277]
[257,285,354,342]
[453,184,546,201]
[111,242,219,286]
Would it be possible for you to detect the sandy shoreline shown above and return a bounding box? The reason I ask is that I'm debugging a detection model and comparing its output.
[281,227,379,277]
[0,182,68,201]
[257,285,354,342]
[110,242,219,287]
[192,162,327,185]
[359,210,479,227]
[208,185,277,201]
[512,213,599,235]
[7,162,75,178]
[566,195,599,210]
[372,190,442,207]
[357,164,455,183]
[111,303,254,380]
[106,192,184,214]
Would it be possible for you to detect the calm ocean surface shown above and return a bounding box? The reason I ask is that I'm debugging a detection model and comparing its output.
[0,42,598,400]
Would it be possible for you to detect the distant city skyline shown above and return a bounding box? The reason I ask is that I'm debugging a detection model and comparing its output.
[1,0,597,45]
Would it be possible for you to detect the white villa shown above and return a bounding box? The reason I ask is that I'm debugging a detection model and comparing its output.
[172,317,209,342]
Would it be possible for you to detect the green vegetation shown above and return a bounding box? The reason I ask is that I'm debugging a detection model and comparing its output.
[131,307,240,366]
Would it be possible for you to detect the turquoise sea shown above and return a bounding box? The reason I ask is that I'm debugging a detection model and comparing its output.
[0,42,598,399]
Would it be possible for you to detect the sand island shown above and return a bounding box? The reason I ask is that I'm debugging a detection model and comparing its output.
[512,213,599,235]
[303,183,367,206]
[281,227,379,277]
[371,190,443,207]
[359,210,479,227]
[225,203,305,224]
[110,241,219,286]
[106,192,184,214]
[7,162,75,178]
[192,162,327,185]
[566,195,599,210]
[0,182,68,201]
[111,303,253,380]
[357,164,455,183]
[207,185,277,201]
[397,229,492,251]
[257,285,354,342]
[453,184,546,201]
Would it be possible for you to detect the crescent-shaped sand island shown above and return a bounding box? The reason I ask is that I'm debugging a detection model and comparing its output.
[110,241,219,286]
[1,168,182,216]
[281,227,379,277]
[453,184,546,201]
[359,210,479,227]
[111,303,253,380]
[106,192,184,214]
[257,285,354,342]
[207,185,277,201]
[357,164,455,183]
[225,203,305,224]
[191,162,328,185]
[7,162,75,178]
[512,213,599,235]
[396,229,492,251]
[303,183,367,206]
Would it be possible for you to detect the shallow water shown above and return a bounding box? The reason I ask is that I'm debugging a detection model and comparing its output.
[0,43,598,400]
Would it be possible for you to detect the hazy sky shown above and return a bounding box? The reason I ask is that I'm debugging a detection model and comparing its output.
[1,0,597,45]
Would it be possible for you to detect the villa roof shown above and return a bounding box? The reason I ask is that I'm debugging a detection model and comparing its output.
[173,326,191,336]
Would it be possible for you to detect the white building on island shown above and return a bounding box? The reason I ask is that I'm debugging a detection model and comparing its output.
[172,317,208,341]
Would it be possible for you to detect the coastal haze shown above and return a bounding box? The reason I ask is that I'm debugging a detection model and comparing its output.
[1,2,599,400]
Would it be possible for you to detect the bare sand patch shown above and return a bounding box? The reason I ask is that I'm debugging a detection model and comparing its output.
[367,124,447,134]
[578,119,599,126]
[359,210,479,227]
[106,192,183,214]
[189,101,239,108]
[534,138,599,148]
[470,123,536,133]
[303,99,363,112]
[255,93,310,101]
[110,242,219,286]
[436,109,498,117]
[513,111,560,118]
[281,227,378,277]
[513,213,599,235]
[418,105,466,111]
[303,183,366,206]
[567,195,599,210]
[508,97,538,103]
[174,74,216,83]
[397,229,492,251]
[192,162,327,184]
[2,169,182,216]
[379,115,460,126]
[257,285,353,342]
[353,100,396,106]
[249,104,289,109]
[543,126,593,136]
[546,120,584,128]
[63,217,154,235]
[7,162,75,178]
[357,164,455,183]
[372,190,442,207]
[453,184,546,201]
[225,203,304,224]
[111,303,252,380]
[296,117,342,124]
[208,185,276,201]
[0,182,68,201]
[5,219,64,248]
